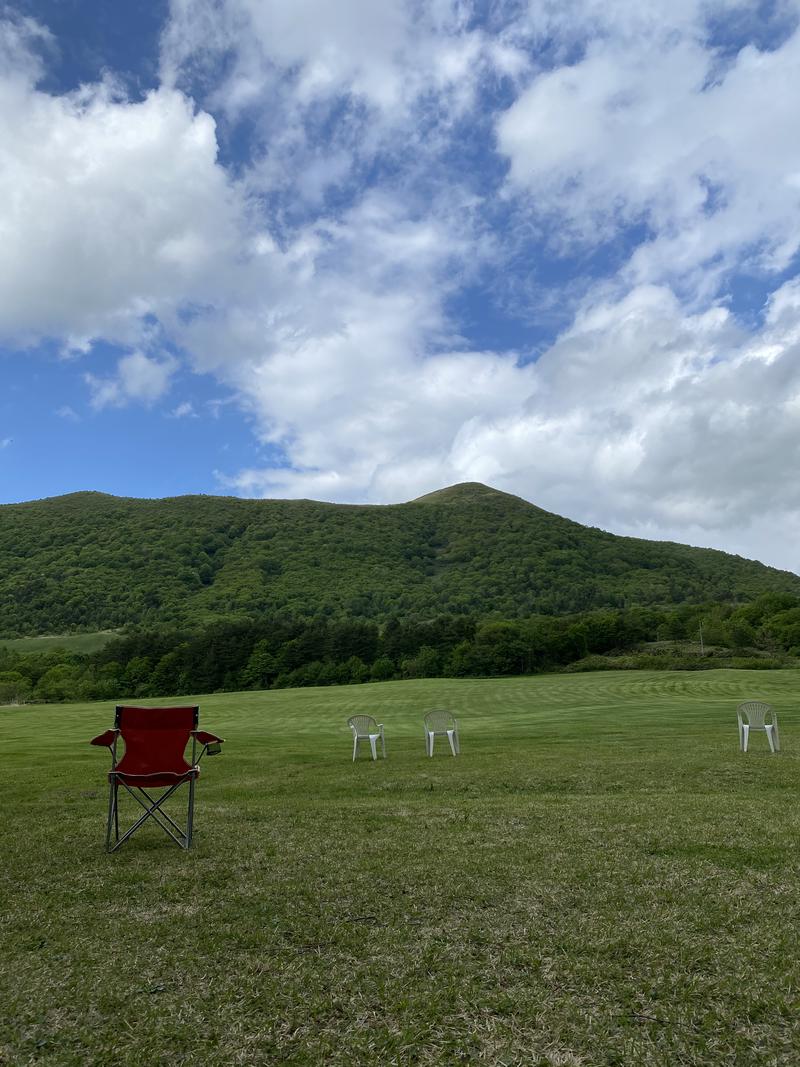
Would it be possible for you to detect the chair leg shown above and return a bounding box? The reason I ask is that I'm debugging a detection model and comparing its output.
[353,734,358,761]
[105,781,118,852]
[186,776,196,848]
[428,732,434,756]
[774,725,781,752]
[447,729,456,756]
[742,724,749,752]
[369,736,377,760]
[765,725,776,754]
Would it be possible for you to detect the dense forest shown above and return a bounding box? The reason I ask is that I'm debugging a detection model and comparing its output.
[2,593,800,704]
[2,482,799,637]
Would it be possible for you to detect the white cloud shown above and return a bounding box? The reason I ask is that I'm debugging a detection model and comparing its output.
[0,437,12,448]
[86,351,176,410]
[169,401,197,418]
[162,0,490,119]
[0,54,243,345]
[496,5,800,297]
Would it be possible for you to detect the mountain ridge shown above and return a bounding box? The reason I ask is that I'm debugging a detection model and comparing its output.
[1,482,797,637]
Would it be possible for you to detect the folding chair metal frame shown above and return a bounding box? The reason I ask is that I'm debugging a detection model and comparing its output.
[90,705,224,853]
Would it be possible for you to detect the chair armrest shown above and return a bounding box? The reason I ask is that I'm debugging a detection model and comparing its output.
[192,731,224,745]
[90,729,119,747]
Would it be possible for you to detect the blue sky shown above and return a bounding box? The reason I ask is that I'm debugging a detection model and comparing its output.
[2,1,800,572]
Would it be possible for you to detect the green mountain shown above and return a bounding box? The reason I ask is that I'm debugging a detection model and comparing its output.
[1,482,798,637]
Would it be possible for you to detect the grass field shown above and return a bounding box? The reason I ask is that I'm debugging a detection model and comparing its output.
[2,670,800,1066]
[0,631,119,654]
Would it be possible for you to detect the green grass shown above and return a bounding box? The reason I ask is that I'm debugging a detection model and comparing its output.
[3,670,800,1065]
[0,630,119,654]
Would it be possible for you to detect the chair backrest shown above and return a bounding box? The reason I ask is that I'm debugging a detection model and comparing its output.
[424,709,456,732]
[348,714,378,737]
[737,701,772,727]
[115,705,198,776]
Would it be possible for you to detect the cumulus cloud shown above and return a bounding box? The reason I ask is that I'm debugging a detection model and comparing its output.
[169,401,197,418]
[0,31,243,345]
[85,351,176,410]
[162,0,492,120]
[496,1,800,297]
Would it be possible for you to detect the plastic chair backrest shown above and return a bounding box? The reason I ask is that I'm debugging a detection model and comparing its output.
[424,709,455,732]
[737,701,771,727]
[348,714,378,737]
[115,705,198,777]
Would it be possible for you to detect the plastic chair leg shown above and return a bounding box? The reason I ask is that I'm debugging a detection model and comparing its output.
[353,735,359,761]
[369,736,377,760]
[428,732,434,756]
[447,729,456,756]
[742,724,749,752]
[765,725,776,753]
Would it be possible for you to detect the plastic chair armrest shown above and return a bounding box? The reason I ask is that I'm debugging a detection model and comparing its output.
[192,731,224,745]
[90,729,119,747]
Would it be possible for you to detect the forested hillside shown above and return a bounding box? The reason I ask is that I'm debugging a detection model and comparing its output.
[1,482,798,638]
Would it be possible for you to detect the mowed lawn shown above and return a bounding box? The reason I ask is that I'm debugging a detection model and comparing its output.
[2,670,800,1066]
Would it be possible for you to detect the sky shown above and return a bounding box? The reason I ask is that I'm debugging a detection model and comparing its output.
[2,1,800,573]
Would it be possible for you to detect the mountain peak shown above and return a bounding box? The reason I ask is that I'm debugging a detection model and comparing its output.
[411,482,529,506]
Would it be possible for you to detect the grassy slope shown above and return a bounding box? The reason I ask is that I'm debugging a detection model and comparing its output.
[0,631,119,654]
[2,483,800,636]
[2,670,800,1065]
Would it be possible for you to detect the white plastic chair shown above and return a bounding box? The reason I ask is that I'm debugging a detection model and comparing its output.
[347,715,386,761]
[737,701,780,753]
[423,709,460,757]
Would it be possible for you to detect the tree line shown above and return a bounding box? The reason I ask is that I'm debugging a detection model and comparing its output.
[2,592,800,704]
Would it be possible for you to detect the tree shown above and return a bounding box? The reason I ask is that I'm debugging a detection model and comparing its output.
[35,664,81,702]
[473,621,528,675]
[241,640,278,690]
[0,670,31,704]
[370,656,395,682]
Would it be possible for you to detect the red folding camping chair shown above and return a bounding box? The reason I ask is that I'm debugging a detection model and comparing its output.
[90,705,224,852]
